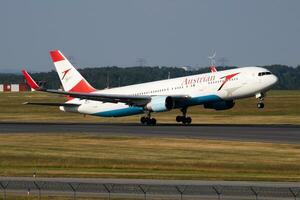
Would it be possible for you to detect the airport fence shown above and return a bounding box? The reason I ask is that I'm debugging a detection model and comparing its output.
[0,179,300,200]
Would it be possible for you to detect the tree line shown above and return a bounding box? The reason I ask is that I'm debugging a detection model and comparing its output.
[0,65,299,90]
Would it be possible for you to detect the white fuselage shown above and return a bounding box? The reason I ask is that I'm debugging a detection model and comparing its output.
[61,66,278,117]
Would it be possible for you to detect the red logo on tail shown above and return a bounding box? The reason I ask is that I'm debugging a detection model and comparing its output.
[62,68,71,80]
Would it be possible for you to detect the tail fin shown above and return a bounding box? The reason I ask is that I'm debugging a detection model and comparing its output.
[49,50,96,93]
[208,51,217,73]
[210,66,217,73]
[22,70,40,90]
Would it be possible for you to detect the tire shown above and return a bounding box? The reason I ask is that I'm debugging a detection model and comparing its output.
[146,119,152,125]
[140,117,146,124]
[186,117,192,124]
[176,116,182,122]
[257,103,265,109]
[151,118,157,125]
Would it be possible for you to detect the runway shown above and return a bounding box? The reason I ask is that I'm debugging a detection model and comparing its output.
[0,122,299,143]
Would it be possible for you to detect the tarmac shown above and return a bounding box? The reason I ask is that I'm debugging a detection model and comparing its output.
[0,122,299,143]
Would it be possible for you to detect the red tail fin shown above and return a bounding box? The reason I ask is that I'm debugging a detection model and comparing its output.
[22,70,40,90]
[210,66,217,73]
[49,50,96,93]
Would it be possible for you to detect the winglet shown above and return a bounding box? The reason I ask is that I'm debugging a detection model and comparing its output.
[22,70,40,90]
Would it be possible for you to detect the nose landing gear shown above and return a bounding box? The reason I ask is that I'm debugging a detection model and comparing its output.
[257,102,264,109]
[256,92,265,109]
[176,107,192,125]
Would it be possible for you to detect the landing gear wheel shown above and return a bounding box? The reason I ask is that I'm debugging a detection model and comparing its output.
[150,118,156,125]
[176,116,184,122]
[141,115,156,125]
[257,102,264,109]
[140,117,147,124]
[182,117,192,125]
[256,92,265,109]
[176,107,192,125]
[146,118,156,125]
[141,111,157,125]
[176,115,192,125]
[186,117,192,124]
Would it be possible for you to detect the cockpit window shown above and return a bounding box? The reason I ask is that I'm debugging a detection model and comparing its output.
[258,72,272,76]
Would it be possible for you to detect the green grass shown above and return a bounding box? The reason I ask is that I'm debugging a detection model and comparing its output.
[0,90,299,124]
[0,91,300,182]
[1,133,300,181]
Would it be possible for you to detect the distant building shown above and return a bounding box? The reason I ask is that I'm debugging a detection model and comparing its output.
[0,83,29,92]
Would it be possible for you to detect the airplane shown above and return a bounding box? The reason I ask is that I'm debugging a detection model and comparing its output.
[22,50,278,125]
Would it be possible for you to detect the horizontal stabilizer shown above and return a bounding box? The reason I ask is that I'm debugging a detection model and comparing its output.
[23,102,80,107]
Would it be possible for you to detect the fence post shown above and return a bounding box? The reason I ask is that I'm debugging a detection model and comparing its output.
[103,184,113,200]
[138,185,148,200]
[212,186,222,200]
[250,186,258,200]
[289,187,299,200]
[0,182,8,200]
[175,186,187,200]
[33,181,42,200]
[68,183,79,200]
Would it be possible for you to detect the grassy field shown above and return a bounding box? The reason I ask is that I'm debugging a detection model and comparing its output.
[1,133,300,182]
[0,90,299,124]
[0,91,299,182]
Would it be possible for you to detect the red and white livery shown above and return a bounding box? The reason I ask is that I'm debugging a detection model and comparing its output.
[23,50,278,125]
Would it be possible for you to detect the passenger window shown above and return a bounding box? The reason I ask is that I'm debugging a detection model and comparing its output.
[259,71,272,76]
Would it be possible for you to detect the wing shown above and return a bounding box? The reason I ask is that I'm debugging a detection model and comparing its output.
[22,70,190,107]
[23,102,80,107]
[43,89,190,106]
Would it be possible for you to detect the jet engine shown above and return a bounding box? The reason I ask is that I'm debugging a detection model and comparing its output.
[146,96,174,112]
[204,100,235,110]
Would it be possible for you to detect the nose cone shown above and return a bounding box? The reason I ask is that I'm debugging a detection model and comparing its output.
[262,74,278,91]
[271,74,278,85]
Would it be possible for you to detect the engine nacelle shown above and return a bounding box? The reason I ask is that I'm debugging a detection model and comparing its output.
[146,96,174,112]
[204,100,235,110]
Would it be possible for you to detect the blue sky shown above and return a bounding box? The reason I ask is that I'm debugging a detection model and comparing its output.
[1,0,300,72]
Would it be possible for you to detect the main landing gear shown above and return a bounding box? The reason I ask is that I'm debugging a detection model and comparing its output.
[140,112,156,125]
[176,108,192,125]
[256,92,265,109]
